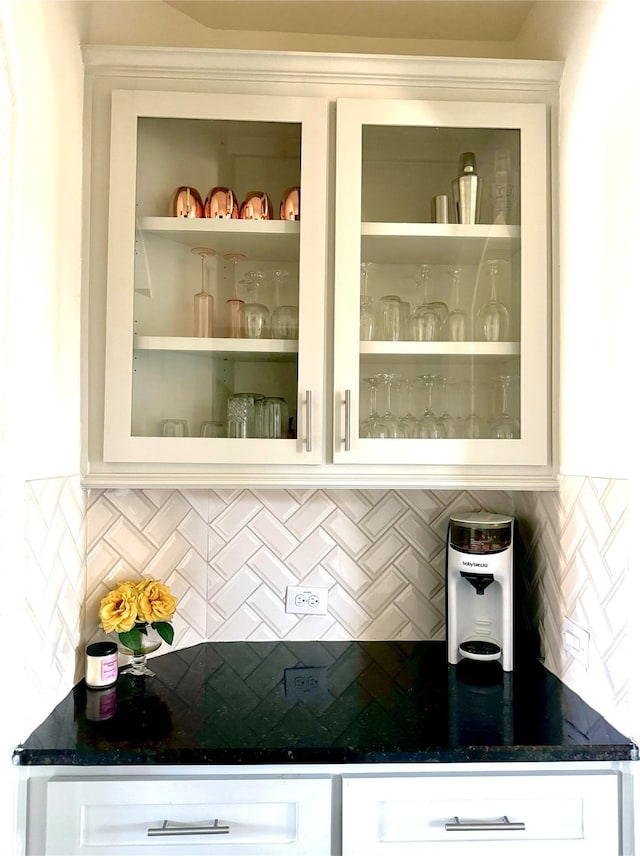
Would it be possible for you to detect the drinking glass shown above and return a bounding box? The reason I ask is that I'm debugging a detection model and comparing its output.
[360,262,376,341]
[398,376,419,438]
[200,421,225,438]
[379,295,405,341]
[242,271,271,339]
[227,393,256,438]
[457,381,483,439]
[162,419,189,437]
[270,270,299,339]
[260,396,289,439]
[416,375,445,438]
[491,375,520,439]
[224,252,247,338]
[377,372,403,438]
[192,246,216,338]
[409,264,448,341]
[360,376,385,438]
[475,259,510,342]
[447,266,469,342]
[437,376,455,438]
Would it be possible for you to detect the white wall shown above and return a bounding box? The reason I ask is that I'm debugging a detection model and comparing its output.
[1,1,86,850]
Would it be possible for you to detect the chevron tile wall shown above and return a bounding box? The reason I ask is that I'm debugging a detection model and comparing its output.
[22,476,631,739]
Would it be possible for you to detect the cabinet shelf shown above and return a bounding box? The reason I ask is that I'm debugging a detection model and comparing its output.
[361,222,520,265]
[134,335,298,362]
[137,217,300,261]
[360,341,520,357]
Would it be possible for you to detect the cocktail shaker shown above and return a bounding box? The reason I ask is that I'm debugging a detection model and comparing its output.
[451,152,483,224]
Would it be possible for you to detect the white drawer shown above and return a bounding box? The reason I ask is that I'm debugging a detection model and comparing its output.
[42,775,333,855]
[342,771,620,855]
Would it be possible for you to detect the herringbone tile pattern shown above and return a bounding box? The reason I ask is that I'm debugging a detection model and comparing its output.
[23,477,630,737]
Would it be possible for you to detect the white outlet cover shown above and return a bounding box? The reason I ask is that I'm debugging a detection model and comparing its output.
[285,585,329,615]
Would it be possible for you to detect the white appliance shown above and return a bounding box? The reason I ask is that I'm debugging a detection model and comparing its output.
[446,512,515,672]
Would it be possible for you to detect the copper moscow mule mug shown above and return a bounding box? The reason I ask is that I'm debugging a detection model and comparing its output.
[279,186,300,220]
[204,186,239,219]
[171,186,204,218]
[239,190,273,220]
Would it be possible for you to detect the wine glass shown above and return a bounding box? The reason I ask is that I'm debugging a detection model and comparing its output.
[416,374,445,438]
[224,252,246,338]
[409,264,448,341]
[398,376,419,438]
[241,270,271,338]
[270,269,299,339]
[360,262,375,341]
[360,376,385,438]
[491,375,520,438]
[437,376,456,438]
[457,380,483,439]
[475,259,510,341]
[447,266,468,342]
[192,247,216,337]
[377,372,403,438]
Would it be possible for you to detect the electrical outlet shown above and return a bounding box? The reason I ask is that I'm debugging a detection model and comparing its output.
[284,667,328,700]
[285,585,328,615]
[563,617,590,668]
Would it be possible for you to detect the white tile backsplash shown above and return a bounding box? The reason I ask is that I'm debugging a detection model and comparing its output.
[22,477,631,740]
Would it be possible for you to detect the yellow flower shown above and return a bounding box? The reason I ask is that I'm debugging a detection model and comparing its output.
[136,578,177,624]
[98,581,139,634]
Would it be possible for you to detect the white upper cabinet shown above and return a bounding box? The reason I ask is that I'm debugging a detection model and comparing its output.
[84,48,560,487]
[333,98,549,468]
[103,89,328,466]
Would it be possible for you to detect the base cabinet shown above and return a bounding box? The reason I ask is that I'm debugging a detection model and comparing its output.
[342,771,621,855]
[19,762,633,856]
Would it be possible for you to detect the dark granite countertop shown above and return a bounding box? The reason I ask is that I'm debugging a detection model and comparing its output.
[14,641,637,766]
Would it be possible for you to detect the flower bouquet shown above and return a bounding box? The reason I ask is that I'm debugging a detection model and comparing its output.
[99,578,177,677]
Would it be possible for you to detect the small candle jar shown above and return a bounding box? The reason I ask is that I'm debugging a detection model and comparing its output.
[85,641,118,689]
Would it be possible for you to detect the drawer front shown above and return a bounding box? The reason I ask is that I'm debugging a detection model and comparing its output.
[343,772,620,855]
[43,775,332,855]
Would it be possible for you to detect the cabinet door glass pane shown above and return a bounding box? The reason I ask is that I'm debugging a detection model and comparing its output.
[132,116,301,441]
[359,124,521,442]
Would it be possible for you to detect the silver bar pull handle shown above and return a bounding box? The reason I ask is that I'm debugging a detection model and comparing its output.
[344,389,351,451]
[445,815,525,833]
[305,389,312,452]
[148,818,230,837]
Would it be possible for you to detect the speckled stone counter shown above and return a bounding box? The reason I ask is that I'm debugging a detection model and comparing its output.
[13,641,637,766]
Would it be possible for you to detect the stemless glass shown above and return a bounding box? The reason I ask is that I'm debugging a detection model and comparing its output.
[379,295,405,341]
[162,419,189,437]
[447,266,469,342]
[270,270,299,339]
[242,271,271,339]
[475,259,510,342]
[227,393,256,438]
[260,396,289,439]
[200,421,225,438]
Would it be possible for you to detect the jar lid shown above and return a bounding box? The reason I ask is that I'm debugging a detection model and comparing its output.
[86,641,118,657]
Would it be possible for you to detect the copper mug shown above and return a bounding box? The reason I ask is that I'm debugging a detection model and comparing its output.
[204,186,239,219]
[239,190,273,220]
[171,186,203,218]
[279,186,300,220]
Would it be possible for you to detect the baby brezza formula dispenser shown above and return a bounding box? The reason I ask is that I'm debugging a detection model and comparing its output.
[447,512,515,671]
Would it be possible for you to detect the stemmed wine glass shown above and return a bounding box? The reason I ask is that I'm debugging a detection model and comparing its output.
[447,266,469,342]
[437,376,455,438]
[491,375,520,438]
[192,247,216,337]
[270,269,299,339]
[416,374,445,438]
[223,252,246,338]
[457,380,483,439]
[360,376,385,438]
[475,259,510,341]
[241,270,271,338]
[409,264,448,341]
[377,372,403,438]
[360,262,376,341]
[398,376,418,438]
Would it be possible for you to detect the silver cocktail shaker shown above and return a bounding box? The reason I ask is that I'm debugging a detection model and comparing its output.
[451,152,483,224]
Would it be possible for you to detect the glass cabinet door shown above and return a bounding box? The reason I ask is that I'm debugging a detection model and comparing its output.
[333,98,548,467]
[104,90,327,464]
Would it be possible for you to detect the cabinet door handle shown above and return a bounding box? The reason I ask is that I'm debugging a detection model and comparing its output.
[305,389,312,452]
[344,389,351,451]
[445,815,525,832]
[148,818,230,836]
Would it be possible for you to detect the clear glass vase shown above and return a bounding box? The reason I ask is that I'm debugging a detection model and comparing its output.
[117,624,162,677]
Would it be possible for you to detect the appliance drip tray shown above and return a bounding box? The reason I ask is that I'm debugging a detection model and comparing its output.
[459,640,502,661]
